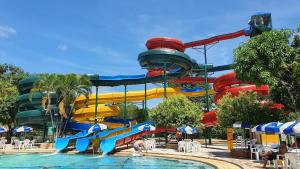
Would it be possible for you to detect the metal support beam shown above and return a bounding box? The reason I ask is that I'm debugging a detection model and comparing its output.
[94,86,99,124]
[144,82,147,117]
[163,63,167,98]
[123,84,127,125]
[203,45,212,145]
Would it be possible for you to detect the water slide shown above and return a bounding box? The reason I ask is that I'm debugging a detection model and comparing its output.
[201,72,283,128]
[16,77,57,128]
[72,87,215,124]
[201,72,269,127]
[58,86,214,152]
[36,13,274,153]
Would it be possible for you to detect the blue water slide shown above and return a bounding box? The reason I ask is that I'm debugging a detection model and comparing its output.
[55,131,89,151]
[100,122,153,154]
[75,126,128,152]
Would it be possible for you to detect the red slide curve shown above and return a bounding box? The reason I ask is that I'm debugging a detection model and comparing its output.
[184,30,247,48]
[213,72,269,103]
[201,72,282,128]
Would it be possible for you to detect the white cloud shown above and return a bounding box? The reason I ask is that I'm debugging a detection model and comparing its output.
[0,25,16,38]
[57,44,69,51]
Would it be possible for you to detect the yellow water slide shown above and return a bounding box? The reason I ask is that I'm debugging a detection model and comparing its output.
[72,87,215,125]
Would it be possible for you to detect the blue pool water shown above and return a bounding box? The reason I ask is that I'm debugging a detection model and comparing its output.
[0,153,215,169]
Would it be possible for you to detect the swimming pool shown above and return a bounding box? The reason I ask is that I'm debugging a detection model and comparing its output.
[0,153,216,169]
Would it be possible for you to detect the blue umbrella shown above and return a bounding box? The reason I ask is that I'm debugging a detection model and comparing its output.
[177,126,197,135]
[251,124,263,133]
[13,126,33,133]
[233,121,251,129]
[264,122,283,134]
[0,127,7,133]
[279,121,297,134]
[87,123,107,134]
[283,121,300,135]
[138,124,156,131]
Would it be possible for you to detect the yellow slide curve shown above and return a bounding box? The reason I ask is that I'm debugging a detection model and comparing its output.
[72,87,215,126]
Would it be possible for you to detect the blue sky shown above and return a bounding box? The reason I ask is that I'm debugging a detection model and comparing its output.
[0,0,299,107]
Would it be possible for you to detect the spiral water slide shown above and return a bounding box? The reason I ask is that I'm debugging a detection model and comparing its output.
[201,72,270,127]
[16,77,57,128]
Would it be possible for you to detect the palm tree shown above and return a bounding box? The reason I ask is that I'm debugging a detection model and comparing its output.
[30,74,91,140]
[55,74,91,137]
[30,74,58,135]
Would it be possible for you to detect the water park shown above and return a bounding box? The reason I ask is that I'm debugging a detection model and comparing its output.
[1,1,300,169]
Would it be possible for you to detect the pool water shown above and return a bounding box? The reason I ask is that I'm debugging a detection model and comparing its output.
[0,153,215,169]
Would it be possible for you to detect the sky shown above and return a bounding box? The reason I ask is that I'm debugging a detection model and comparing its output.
[0,0,299,107]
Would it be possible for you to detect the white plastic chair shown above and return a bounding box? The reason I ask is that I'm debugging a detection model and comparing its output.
[178,141,186,152]
[191,141,201,152]
[30,140,36,149]
[23,139,31,149]
[274,154,285,169]
[250,147,260,161]
[0,140,4,149]
[186,141,193,153]
[13,140,21,149]
[145,140,155,150]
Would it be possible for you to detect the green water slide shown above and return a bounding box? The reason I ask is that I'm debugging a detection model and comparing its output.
[16,77,57,127]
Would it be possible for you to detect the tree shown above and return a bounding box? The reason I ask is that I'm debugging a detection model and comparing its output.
[30,73,91,138]
[217,92,284,128]
[150,94,203,143]
[0,64,28,142]
[234,27,300,114]
[117,103,148,122]
[0,81,18,128]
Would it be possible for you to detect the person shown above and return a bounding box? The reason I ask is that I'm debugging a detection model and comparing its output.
[261,141,288,168]
[176,131,183,142]
[91,137,101,155]
[291,137,300,148]
[133,138,146,154]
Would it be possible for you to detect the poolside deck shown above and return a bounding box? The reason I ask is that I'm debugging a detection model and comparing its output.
[0,140,270,169]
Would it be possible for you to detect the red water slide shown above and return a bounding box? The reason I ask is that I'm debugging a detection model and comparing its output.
[201,72,272,128]
[184,30,247,48]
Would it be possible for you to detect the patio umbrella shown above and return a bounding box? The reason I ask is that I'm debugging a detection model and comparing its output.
[264,122,283,134]
[283,121,300,135]
[87,123,107,134]
[177,126,197,135]
[251,124,263,133]
[233,121,250,129]
[0,127,7,133]
[138,124,156,131]
[13,126,33,133]
[279,121,297,134]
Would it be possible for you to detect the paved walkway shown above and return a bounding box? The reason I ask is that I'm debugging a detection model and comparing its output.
[117,144,269,169]
[0,141,274,169]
